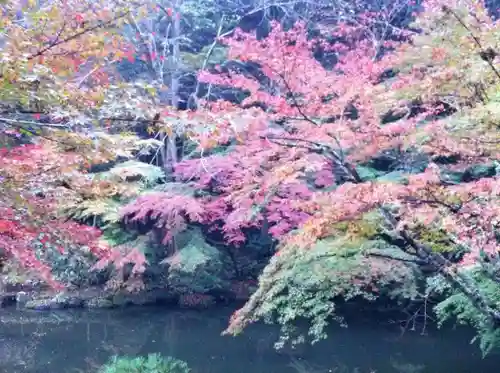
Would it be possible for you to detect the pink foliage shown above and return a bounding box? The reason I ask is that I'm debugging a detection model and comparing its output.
[178,20,412,244]
[120,192,204,244]
[0,144,115,288]
[186,15,499,270]
[446,177,500,264]
[91,246,147,275]
[174,143,316,243]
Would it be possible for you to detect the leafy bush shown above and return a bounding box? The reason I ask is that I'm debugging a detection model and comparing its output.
[98,354,190,373]
[428,270,500,357]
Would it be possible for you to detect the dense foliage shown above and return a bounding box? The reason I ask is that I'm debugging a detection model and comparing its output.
[0,0,499,357]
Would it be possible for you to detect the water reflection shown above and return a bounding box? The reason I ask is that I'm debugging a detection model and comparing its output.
[0,305,498,373]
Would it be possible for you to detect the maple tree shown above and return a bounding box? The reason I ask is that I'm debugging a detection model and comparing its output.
[0,0,157,288]
[0,0,135,120]
[0,141,105,287]
[144,0,498,352]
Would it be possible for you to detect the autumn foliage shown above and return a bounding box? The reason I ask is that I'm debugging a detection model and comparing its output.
[176,0,499,342]
[0,142,108,287]
[0,0,154,287]
[0,0,500,356]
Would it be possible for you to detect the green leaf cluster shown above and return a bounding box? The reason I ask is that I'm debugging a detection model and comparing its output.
[98,354,190,373]
[428,270,500,357]
[247,235,419,349]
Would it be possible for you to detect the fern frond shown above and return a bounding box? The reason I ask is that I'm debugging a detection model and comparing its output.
[92,132,163,159]
[66,198,122,225]
[101,160,165,186]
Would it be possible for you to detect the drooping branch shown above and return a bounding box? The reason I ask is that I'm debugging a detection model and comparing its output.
[28,10,133,61]
[379,206,500,326]
[441,5,500,82]
[262,134,362,182]
[0,117,69,129]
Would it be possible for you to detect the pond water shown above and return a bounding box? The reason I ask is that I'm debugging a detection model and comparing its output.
[0,305,499,373]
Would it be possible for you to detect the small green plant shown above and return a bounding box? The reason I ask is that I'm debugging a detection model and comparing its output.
[98,353,190,373]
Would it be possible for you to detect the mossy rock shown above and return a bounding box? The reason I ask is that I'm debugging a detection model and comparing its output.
[85,297,115,308]
[462,163,497,181]
[24,292,84,310]
[441,163,497,184]
[355,165,385,181]
[24,298,58,310]
[166,227,233,294]
[376,170,409,184]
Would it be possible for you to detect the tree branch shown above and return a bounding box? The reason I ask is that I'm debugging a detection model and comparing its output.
[379,205,500,325]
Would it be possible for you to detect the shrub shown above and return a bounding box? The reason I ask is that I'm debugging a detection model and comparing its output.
[98,354,190,373]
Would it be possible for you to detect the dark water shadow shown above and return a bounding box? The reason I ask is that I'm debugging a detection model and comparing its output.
[0,305,498,373]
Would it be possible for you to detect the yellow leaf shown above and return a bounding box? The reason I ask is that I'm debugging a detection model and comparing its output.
[146,86,157,96]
